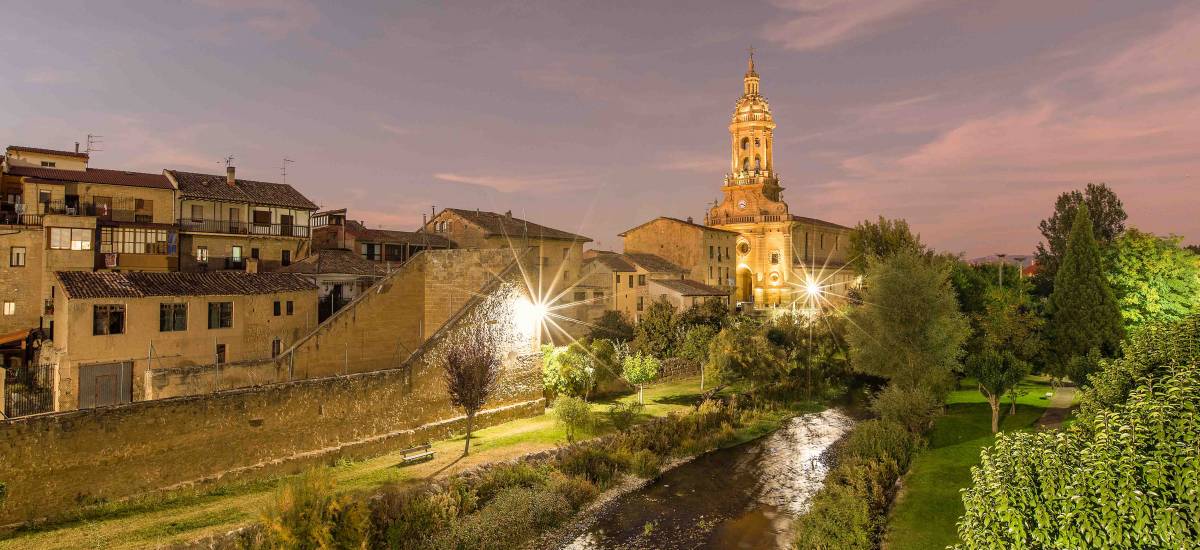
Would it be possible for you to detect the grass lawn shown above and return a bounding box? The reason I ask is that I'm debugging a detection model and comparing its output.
[0,376,741,550]
[884,376,1058,550]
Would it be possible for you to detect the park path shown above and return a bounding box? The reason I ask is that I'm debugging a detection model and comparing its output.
[1034,385,1077,430]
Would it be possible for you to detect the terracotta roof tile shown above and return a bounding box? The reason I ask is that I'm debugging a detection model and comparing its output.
[7,165,172,190]
[445,208,591,242]
[650,278,729,296]
[278,249,393,276]
[169,170,318,210]
[345,219,452,246]
[585,253,636,272]
[791,215,851,231]
[619,216,740,236]
[623,252,685,273]
[56,271,317,299]
[7,145,89,159]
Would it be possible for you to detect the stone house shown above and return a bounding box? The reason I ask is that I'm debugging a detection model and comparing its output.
[169,168,317,273]
[45,271,317,410]
[620,216,739,292]
[583,251,727,322]
[311,208,451,265]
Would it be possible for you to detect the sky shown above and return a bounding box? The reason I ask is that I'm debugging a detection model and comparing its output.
[2,0,1197,257]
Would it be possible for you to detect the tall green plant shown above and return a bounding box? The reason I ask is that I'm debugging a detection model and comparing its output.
[632,298,679,358]
[847,250,969,394]
[847,216,928,273]
[259,470,371,549]
[964,349,1030,433]
[621,353,660,404]
[1104,228,1200,330]
[1033,182,1127,295]
[1046,204,1123,383]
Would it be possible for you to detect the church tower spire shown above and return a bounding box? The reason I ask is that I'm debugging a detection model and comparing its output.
[724,49,780,201]
[744,47,760,96]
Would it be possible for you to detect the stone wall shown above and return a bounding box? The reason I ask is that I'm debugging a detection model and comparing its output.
[0,248,546,525]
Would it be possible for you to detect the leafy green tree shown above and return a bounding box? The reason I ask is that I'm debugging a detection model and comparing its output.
[679,324,718,367]
[976,285,1044,365]
[956,316,1200,549]
[847,216,928,273]
[764,313,847,398]
[676,299,730,330]
[553,395,592,442]
[1033,183,1127,295]
[847,250,970,394]
[632,298,678,358]
[621,353,661,404]
[706,321,782,391]
[964,349,1030,433]
[588,310,634,342]
[540,343,593,400]
[1046,204,1123,382]
[1104,228,1200,330]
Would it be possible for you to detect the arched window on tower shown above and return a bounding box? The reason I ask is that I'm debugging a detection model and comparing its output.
[754,156,761,171]
[741,137,749,150]
[742,158,750,171]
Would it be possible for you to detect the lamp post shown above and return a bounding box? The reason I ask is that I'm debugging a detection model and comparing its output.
[995,253,1008,287]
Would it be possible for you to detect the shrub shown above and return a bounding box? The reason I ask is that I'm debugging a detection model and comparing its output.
[0,481,6,506]
[627,449,664,478]
[840,419,918,471]
[556,445,628,488]
[553,395,593,442]
[258,469,371,550]
[869,385,939,434]
[607,400,644,432]
[441,486,571,549]
[791,483,874,550]
[474,462,547,506]
[546,472,599,510]
[370,484,455,550]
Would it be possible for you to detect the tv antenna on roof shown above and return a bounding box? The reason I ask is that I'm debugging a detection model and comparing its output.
[222,155,235,167]
[85,133,103,154]
[281,157,294,184]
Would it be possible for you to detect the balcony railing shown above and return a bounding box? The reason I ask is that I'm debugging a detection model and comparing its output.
[0,211,43,226]
[709,214,786,225]
[178,218,310,238]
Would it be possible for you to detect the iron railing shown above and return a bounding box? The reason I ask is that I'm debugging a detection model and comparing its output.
[178,218,310,238]
[4,364,54,418]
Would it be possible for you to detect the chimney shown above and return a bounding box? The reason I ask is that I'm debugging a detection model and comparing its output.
[226,166,236,187]
[75,142,80,153]
[686,216,694,224]
[505,210,513,218]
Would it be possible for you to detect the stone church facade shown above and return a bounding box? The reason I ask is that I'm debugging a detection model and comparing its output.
[705,54,857,310]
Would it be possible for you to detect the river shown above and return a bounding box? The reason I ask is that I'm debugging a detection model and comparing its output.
[560,408,855,549]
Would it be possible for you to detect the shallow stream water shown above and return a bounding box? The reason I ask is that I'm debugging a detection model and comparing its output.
[560,408,855,549]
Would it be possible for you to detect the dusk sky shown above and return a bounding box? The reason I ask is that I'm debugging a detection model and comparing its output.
[3,0,1197,256]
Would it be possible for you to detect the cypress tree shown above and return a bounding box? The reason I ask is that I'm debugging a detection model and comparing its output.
[1047,203,1123,382]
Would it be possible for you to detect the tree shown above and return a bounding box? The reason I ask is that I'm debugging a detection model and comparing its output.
[632,298,678,358]
[679,324,718,373]
[1033,183,1127,295]
[847,216,927,273]
[706,320,784,391]
[1045,204,1123,382]
[588,310,634,342]
[976,285,1044,365]
[621,353,660,404]
[764,313,847,398]
[441,326,502,455]
[541,343,594,400]
[553,395,592,442]
[847,251,970,394]
[1103,229,1200,330]
[964,349,1030,433]
[956,316,1200,549]
[677,299,730,331]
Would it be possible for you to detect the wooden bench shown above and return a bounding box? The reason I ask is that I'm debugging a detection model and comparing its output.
[398,443,434,466]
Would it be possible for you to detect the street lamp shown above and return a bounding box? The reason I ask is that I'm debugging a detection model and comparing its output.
[995,253,1008,287]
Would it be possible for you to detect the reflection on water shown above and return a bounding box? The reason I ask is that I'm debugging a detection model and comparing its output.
[563,409,854,550]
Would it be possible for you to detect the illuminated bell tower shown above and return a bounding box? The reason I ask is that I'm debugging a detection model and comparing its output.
[709,50,788,226]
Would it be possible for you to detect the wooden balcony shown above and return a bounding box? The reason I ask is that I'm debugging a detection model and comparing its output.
[178,218,310,238]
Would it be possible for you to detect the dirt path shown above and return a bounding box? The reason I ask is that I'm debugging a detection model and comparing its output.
[1034,385,1077,430]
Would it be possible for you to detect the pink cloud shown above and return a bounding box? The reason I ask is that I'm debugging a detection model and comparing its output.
[763,0,933,51]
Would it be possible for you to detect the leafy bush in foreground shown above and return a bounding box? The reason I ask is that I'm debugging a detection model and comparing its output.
[257,470,371,550]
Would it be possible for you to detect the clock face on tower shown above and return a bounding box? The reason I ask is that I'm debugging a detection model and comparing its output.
[737,200,747,210]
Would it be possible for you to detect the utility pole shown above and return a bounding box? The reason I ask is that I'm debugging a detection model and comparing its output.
[996,253,1008,287]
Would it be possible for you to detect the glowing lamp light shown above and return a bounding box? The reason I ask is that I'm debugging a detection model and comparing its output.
[804,279,822,298]
[513,297,548,337]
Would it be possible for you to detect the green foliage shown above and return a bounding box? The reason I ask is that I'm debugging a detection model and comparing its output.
[947,259,993,318]
[632,298,679,358]
[621,352,661,403]
[678,324,718,367]
[1033,182,1127,295]
[764,313,849,396]
[257,469,371,550]
[370,484,458,550]
[676,299,730,330]
[956,317,1200,548]
[606,400,644,432]
[791,482,874,550]
[1079,316,1200,418]
[974,285,1044,363]
[553,395,593,442]
[869,385,940,434]
[847,251,969,394]
[1046,204,1124,381]
[1104,228,1200,330]
[707,321,783,389]
[555,445,629,488]
[545,472,599,511]
[474,462,548,506]
[440,486,571,549]
[0,481,6,506]
[540,343,595,400]
[847,216,928,273]
[964,349,1030,433]
[841,419,919,472]
[626,449,664,478]
[588,310,635,342]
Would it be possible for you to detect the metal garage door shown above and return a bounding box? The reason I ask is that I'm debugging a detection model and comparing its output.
[78,361,132,408]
